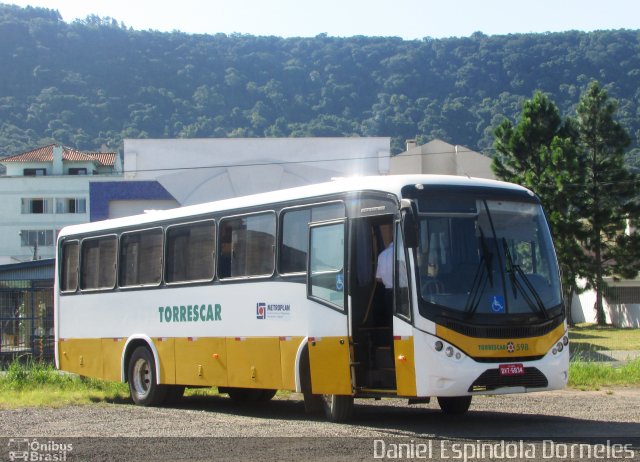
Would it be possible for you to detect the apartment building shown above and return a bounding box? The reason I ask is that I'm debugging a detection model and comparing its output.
[0,144,122,263]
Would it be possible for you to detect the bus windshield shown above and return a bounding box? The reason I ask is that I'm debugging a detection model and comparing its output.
[415,194,562,317]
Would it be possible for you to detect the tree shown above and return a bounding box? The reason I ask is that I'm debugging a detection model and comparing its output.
[574,81,640,325]
[492,91,587,322]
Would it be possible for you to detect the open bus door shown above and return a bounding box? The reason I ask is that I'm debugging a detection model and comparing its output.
[306,219,353,397]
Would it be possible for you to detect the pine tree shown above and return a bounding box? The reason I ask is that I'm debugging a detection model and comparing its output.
[492,92,587,323]
[575,81,640,325]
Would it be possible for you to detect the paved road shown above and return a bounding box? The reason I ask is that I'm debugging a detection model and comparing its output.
[1,388,639,461]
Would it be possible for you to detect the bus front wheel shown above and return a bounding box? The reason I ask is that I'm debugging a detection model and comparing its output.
[437,396,472,415]
[128,346,167,406]
[322,394,354,422]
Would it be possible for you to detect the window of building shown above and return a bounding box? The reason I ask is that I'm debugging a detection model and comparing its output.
[60,241,79,293]
[23,168,46,176]
[280,203,345,274]
[80,236,117,290]
[20,230,54,247]
[68,168,87,175]
[119,228,163,287]
[165,220,216,284]
[56,198,87,214]
[219,213,275,279]
[21,198,53,214]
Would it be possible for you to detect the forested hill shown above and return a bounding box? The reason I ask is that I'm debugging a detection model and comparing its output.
[1,3,639,160]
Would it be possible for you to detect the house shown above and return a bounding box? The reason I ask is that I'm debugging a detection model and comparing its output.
[0,144,122,263]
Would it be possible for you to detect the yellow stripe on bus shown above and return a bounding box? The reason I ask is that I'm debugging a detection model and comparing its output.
[435,323,566,358]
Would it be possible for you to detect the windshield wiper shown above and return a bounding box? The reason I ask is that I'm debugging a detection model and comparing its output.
[479,226,494,287]
[465,226,494,316]
[502,238,548,320]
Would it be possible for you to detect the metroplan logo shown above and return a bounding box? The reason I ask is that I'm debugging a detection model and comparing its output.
[256,302,266,319]
[256,302,291,320]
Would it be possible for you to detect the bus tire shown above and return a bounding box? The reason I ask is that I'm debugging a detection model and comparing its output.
[127,346,167,406]
[322,394,354,422]
[437,396,472,415]
[299,346,323,413]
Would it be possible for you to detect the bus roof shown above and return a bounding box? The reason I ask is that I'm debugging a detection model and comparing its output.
[58,174,531,238]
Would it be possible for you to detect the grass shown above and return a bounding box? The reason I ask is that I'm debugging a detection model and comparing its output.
[568,358,640,390]
[0,360,285,408]
[567,323,640,389]
[0,359,129,409]
[569,323,640,356]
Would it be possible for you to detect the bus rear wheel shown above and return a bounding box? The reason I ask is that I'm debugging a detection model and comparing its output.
[322,394,354,422]
[437,396,472,415]
[128,346,167,406]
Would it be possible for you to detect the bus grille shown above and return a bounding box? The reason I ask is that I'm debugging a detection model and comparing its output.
[468,367,548,392]
[439,318,561,339]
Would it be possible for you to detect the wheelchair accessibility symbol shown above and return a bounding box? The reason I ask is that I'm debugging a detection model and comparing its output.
[491,295,505,313]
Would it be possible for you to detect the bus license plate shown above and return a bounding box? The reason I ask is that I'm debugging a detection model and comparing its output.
[499,363,524,376]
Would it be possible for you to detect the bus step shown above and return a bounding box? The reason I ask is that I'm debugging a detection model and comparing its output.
[375,348,395,369]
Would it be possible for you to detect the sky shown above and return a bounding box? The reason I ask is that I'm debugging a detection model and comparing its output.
[4,0,640,39]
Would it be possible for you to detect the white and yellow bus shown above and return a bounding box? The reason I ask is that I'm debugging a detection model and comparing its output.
[54,175,569,421]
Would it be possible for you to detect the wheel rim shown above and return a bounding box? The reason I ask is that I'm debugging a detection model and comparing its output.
[132,357,151,398]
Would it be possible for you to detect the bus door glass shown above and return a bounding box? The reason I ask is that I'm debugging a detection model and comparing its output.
[307,219,352,395]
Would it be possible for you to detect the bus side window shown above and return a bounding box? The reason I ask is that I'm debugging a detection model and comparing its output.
[308,222,345,309]
[280,209,311,274]
[80,236,117,290]
[165,221,215,283]
[119,228,163,287]
[219,213,276,279]
[61,241,79,293]
[280,203,345,275]
[395,224,411,320]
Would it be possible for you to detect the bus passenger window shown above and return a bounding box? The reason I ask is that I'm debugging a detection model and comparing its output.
[119,228,163,287]
[280,203,344,274]
[61,241,79,293]
[280,209,311,274]
[80,236,117,290]
[219,213,275,279]
[165,221,215,283]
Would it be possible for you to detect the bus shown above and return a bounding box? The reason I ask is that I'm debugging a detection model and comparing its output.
[54,174,569,421]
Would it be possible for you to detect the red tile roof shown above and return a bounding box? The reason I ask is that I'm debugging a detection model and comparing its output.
[1,144,116,166]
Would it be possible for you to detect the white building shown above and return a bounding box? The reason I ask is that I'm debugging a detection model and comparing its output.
[390,139,495,179]
[119,137,391,210]
[0,145,121,263]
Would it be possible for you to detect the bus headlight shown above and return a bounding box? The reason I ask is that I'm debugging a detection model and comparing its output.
[556,342,564,352]
[435,341,443,352]
[563,335,569,346]
[445,346,454,357]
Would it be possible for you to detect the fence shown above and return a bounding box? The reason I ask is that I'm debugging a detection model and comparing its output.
[0,281,54,366]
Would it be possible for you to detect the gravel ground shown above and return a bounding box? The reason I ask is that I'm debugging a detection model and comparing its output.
[1,388,639,461]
